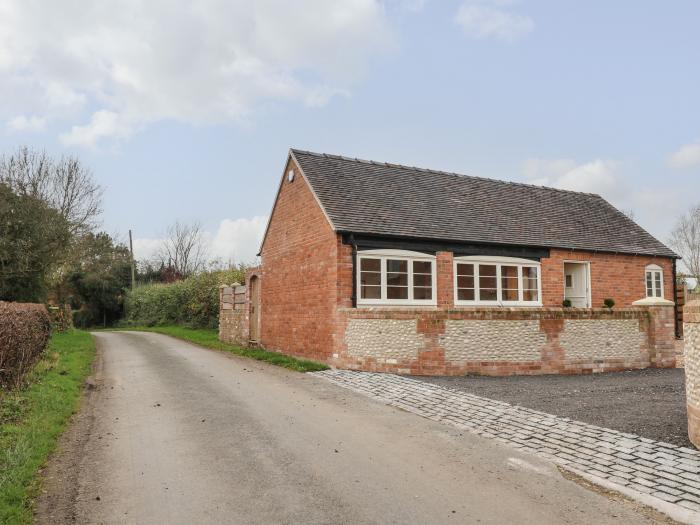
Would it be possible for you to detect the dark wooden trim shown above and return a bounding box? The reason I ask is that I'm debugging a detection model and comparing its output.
[341,232,549,261]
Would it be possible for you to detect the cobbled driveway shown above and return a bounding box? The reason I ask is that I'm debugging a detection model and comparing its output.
[314,369,700,524]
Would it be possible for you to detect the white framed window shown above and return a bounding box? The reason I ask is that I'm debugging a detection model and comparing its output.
[357,249,437,306]
[645,264,664,299]
[454,256,542,306]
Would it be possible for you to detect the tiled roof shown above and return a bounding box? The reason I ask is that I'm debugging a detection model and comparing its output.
[291,149,677,258]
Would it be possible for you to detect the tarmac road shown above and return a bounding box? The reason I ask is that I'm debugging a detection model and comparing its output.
[36,331,671,524]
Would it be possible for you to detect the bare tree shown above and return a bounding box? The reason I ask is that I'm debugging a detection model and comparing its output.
[670,204,700,282]
[0,146,103,234]
[157,221,208,277]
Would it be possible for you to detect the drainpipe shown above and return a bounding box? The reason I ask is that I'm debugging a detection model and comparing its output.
[673,258,680,338]
[350,234,358,308]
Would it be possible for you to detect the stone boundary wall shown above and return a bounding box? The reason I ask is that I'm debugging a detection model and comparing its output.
[684,300,700,448]
[332,305,676,376]
[219,283,248,345]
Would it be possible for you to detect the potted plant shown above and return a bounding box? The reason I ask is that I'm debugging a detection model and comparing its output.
[603,298,615,309]
[562,299,572,308]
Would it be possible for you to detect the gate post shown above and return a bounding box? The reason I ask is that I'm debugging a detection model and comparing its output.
[684,300,700,448]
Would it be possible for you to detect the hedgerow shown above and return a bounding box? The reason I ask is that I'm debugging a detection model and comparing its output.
[124,268,246,328]
[0,302,51,390]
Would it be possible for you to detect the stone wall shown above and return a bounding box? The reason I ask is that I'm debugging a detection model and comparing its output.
[219,283,248,345]
[684,301,700,448]
[333,304,675,376]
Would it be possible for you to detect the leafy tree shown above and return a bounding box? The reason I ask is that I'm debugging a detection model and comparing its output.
[0,184,71,301]
[66,233,132,327]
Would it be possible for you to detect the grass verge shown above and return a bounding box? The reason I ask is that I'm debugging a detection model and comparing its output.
[116,326,329,373]
[0,330,96,524]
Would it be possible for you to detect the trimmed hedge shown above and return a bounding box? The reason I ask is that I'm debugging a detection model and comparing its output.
[0,301,51,389]
[124,268,245,329]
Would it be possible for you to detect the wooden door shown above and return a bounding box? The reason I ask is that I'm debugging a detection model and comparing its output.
[564,262,589,307]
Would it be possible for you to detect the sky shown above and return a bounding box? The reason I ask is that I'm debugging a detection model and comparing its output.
[1,0,699,266]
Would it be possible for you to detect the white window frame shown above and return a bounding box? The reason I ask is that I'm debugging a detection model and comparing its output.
[454,255,542,307]
[645,264,664,299]
[357,249,437,306]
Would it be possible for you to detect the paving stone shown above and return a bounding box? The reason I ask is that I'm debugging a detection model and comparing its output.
[314,370,700,517]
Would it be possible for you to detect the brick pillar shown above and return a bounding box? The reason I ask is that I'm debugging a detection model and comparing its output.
[436,251,454,309]
[684,300,700,448]
[633,298,676,368]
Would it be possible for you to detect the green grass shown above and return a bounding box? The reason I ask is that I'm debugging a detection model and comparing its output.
[0,330,96,524]
[117,326,329,373]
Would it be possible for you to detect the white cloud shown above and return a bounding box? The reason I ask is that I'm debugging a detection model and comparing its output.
[6,114,46,132]
[0,1,393,145]
[134,216,268,266]
[668,139,700,169]
[455,1,534,41]
[522,158,619,195]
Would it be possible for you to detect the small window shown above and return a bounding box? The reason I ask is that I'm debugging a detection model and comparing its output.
[357,250,436,305]
[565,274,573,288]
[645,265,664,299]
[454,256,541,306]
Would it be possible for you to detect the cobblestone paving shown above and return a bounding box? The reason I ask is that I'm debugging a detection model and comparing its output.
[314,369,700,518]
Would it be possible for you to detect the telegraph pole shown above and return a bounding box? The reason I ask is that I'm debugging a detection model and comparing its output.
[128,229,136,290]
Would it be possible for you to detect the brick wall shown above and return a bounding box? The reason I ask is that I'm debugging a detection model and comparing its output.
[257,157,339,361]
[219,283,248,345]
[331,306,675,376]
[541,249,674,308]
[684,301,700,448]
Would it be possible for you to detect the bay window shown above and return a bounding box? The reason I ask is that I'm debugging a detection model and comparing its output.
[358,250,436,305]
[454,256,541,306]
[645,264,664,298]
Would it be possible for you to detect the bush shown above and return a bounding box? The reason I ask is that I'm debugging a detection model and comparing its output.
[124,268,246,329]
[0,302,51,390]
[603,298,615,309]
[562,299,572,307]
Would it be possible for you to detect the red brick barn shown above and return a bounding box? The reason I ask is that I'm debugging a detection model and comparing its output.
[221,149,680,376]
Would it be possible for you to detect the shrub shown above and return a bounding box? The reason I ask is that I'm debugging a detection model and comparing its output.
[124,268,246,329]
[0,301,51,390]
[603,298,615,309]
[562,299,572,307]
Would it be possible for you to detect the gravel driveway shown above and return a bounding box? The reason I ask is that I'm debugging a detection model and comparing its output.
[417,369,690,447]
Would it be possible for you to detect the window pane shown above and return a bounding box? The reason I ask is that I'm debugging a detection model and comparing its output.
[501,288,518,301]
[361,258,380,272]
[387,286,408,299]
[386,259,407,273]
[654,272,662,297]
[457,275,474,288]
[478,264,497,301]
[413,273,432,287]
[646,272,653,297]
[361,285,381,299]
[413,287,432,300]
[523,289,539,302]
[523,267,538,287]
[480,288,497,301]
[413,261,431,274]
[456,263,474,276]
[458,288,475,301]
[361,271,380,286]
[480,264,497,277]
[500,265,518,301]
[387,272,408,286]
[522,267,539,302]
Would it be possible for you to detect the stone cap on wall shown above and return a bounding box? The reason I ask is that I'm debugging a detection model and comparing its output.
[632,297,675,307]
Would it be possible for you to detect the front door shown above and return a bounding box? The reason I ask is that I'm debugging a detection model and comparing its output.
[564,262,589,307]
[249,276,260,343]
